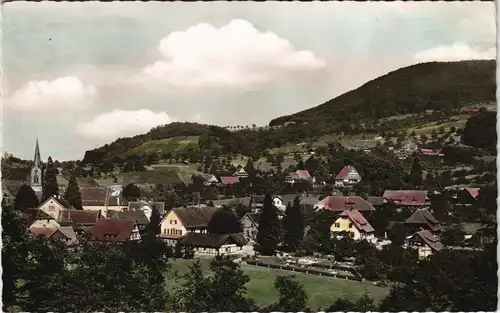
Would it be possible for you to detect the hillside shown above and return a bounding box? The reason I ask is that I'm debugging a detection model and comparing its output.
[269,60,496,126]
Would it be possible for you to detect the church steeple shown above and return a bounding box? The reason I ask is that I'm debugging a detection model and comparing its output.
[30,137,43,193]
[34,136,41,167]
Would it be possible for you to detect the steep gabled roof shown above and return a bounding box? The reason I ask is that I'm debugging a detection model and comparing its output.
[317,196,375,212]
[243,212,261,226]
[80,187,108,206]
[414,230,444,251]
[178,232,247,248]
[170,206,218,229]
[339,209,375,233]
[335,165,359,180]
[405,209,443,232]
[90,219,135,242]
[56,226,78,244]
[465,187,480,200]
[296,170,311,179]
[383,190,428,205]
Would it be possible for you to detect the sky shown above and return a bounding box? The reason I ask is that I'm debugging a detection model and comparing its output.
[2,1,497,161]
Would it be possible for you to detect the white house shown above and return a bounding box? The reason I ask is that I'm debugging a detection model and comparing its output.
[177,232,247,256]
[334,165,362,187]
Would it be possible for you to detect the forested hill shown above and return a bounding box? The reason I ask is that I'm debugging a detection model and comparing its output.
[269,60,496,126]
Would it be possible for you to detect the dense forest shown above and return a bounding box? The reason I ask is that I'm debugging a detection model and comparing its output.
[270,60,496,126]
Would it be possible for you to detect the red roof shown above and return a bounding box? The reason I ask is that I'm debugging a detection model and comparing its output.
[220,176,240,185]
[30,227,58,238]
[339,210,374,233]
[296,170,311,179]
[317,196,375,212]
[335,165,357,180]
[465,187,480,200]
[383,190,428,206]
[90,219,134,242]
[60,210,101,226]
[418,148,442,156]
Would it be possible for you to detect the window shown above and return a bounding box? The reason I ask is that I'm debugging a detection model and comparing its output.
[348,223,353,228]
[334,223,340,228]
[179,230,183,235]
[48,205,55,211]
[164,229,167,234]
[174,220,177,224]
[170,220,173,224]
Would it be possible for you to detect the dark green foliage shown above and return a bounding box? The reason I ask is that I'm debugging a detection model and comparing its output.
[41,157,59,202]
[462,111,496,152]
[282,196,305,251]
[441,226,466,246]
[175,258,254,312]
[268,275,309,311]
[409,157,423,187]
[477,183,498,216]
[14,184,39,211]
[256,194,282,255]
[146,204,162,235]
[64,173,83,210]
[379,245,497,311]
[123,183,141,201]
[207,206,242,234]
[387,223,408,247]
[270,60,496,126]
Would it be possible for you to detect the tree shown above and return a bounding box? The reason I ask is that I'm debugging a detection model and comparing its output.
[268,275,309,311]
[207,206,242,234]
[243,158,257,178]
[387,223,408,246]
[255,194,282,255]
[282,196,305,251]
[146,204,162,235]
[64,173,83,210]
[123,183,141,201]
[42,156,59,202]
[14,184,39,211]
[441,227,466,246]
[409,157,423,187]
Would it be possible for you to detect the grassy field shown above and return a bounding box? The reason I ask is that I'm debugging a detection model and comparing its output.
[122,136,199,157]
[118,167,182,185]
[167,259,389,310]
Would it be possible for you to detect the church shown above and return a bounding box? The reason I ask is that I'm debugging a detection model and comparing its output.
[29,138,44,199]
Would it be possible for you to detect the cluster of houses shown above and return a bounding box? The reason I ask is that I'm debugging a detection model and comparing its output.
[21,179,483,261]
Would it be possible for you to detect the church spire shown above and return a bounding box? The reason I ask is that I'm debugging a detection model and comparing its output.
[34,136,41,167]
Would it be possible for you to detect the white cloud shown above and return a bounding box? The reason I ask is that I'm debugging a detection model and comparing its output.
[415,43,496,62]
[5,76,97,112]
[77,109,176,141]
[135,19,326,88]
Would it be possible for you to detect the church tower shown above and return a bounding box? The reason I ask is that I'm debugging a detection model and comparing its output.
[30,137,43,193]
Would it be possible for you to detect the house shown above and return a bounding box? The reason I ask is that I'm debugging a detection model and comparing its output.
[405,209,444,234]
[416,148,444,158]
[235,167,248,179]
[285,170,312,184]
[126,201,166,220]
[383,190,429,209]
[219,176,240,186]
[177,232,247,256]
[240,213,260,242]
[90,219,138,242]
[59,210,102,235]
[159,206,218,246]
[330,210,375,242]
[457,187,480,205]
[407,230,444,259]
[23,208,61,229]
[334,166,362,187]
[29,226,78,245]
[204,174,219,186]
[108,210,150,233]
[81,186,124,216]
[37,196,72,220]
[315,196,376,213]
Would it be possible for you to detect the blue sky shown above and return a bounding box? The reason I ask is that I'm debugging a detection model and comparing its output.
[2,1,496,161]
